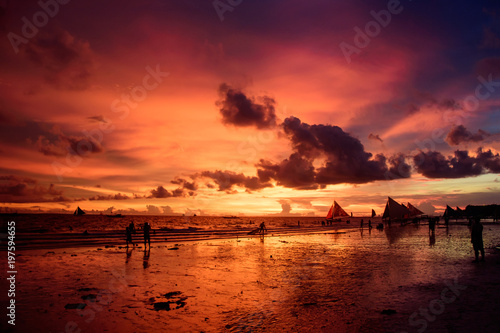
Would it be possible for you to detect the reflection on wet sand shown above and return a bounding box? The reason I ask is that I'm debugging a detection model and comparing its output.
[430,231,436,247]
[143,248,150,269]
[126,246,134,263]
[8,224,500,333]
[383,223,421,244]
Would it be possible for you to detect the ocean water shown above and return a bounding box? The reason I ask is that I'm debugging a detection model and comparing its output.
[0,214,368,249]
[2,214,499,250]
[0,214,328,233]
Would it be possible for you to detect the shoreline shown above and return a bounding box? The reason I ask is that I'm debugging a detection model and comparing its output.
[3,216,498,250]
[1,224,500,332]
[3,225,358,250]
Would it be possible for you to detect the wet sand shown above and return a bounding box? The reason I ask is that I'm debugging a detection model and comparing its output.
[1,224,500,332]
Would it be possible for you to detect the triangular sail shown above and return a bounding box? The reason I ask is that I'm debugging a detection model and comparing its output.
[407,203,424,216]
[371,209,376,217]
[333,201,349,217]
[74,206,85,215]
[382,197,410,219]
[326,204,334,219]
[442,205,456,218]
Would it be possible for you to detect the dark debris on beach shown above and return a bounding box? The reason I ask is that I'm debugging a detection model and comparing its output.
[64,303,87,309]
[152,291,188,311]
[81,294,98,301]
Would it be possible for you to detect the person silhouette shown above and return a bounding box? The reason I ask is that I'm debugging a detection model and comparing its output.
[471,218,485,262]
[143,222,151,248]
[129,221,136,234]
[429,218,436,233]
[259,222,267,235]
[126,226,134,247]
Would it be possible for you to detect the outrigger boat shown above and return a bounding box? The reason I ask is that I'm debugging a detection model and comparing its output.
[326,201,349,221]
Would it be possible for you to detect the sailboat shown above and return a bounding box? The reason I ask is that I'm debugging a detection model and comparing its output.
[371,209,376,218]
[326,201,349,221]
[74,206,85,215]
[382,197,410,220]
[407,202,424,216]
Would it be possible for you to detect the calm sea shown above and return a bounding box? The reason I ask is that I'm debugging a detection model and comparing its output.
[0,214,343,233]
[1,214,373,249]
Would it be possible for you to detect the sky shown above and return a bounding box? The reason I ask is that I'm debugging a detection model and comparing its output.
[1,0,500,216]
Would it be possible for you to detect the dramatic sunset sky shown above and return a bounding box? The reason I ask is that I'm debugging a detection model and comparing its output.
[1,0,500,216]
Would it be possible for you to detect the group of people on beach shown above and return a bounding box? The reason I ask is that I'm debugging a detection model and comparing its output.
[359,219,373,229]
[123,216,487,263]
[126,221,151,248]
[427,216,485,262]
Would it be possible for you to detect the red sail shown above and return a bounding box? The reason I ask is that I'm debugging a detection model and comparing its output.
[326,204,334,219]
[333,201,349,217]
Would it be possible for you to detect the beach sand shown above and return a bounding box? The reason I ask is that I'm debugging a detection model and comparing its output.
[1,223,500,332]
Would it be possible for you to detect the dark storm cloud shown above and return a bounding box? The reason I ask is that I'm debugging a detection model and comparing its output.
[0,117,104,157]
[413,148,500,178]
[148,185,188,198]
[413,150,482,178]
[476,148,500,173]
[89,193,130,201]
[280,117,410,185]
[24,29,94,90]
[199,170,272,192]
[283,116,373,161]
[0,118,52,148]
[445,125,489,145]
[0,175,69,203]
[257,153,318,190]
[36,132,103,157]
[170,177,198,191]
[315,153,389,185]
[387,153,412,179]
[368,133,383,143]
[216,83,277,129]
[188,115,412,194]
[0,175,37,185]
